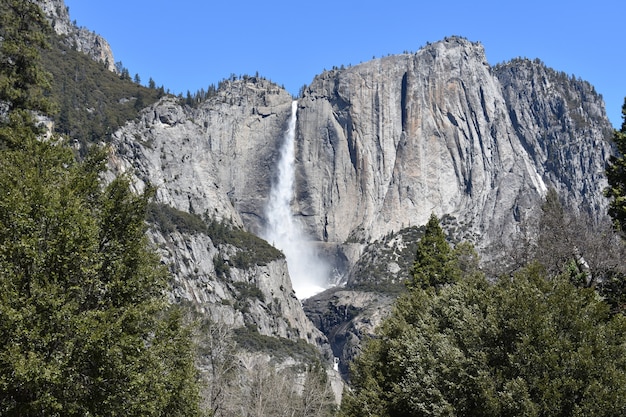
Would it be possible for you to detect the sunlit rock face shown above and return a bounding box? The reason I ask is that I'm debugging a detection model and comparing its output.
[148,229,327,348]
[36,0,117,72]
[109,80,294,233]
[494,58,613,216]
[106,80,335,351]
[295,37,612,252]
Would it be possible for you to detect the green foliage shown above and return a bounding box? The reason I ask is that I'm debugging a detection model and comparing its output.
[232,281,266,303]
[348,215,476,294]
[147,204,283,270]
[0,142,203,415]
[39,34,162,150]
[350,280,407,296]
[213,253,230,279]
[606,97,626,233]
[147,202,208,235]
[535,188,575,276]
[597,269,626,315]
[0,144,202,416]
[0,0,52,113]
[233,325,321,362]
[181,73,275,109]
[342,263,626,417]
[408,213,461,290]
[0,0,55,147]
[206,218,284,268]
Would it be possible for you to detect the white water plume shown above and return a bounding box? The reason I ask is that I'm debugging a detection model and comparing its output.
[263,101,329,299]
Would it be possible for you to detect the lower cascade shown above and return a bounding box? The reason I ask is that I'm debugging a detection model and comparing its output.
[263,100,329,299]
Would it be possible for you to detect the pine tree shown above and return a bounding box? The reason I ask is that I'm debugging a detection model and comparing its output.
[0,2,201,415]
[606,97,626,233]
[408,213,460,290]
[0,0,55,147]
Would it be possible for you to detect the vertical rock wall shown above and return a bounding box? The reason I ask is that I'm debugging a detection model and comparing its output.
[295,37,612,250]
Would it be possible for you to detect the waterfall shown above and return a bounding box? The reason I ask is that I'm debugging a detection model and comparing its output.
[263,100,328,299]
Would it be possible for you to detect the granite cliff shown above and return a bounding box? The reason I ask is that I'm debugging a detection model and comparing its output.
[37,0,116,71]
[295,37,612,253]
[296,38,613,372]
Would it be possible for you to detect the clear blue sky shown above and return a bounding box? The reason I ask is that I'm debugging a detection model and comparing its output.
[64,0,625,128]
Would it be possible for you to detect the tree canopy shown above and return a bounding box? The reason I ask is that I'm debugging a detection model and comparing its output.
[408,213,460,290]
[341,215,626,417]
[0,2,201,415]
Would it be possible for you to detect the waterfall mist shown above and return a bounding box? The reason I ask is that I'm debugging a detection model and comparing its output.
[263,101,329,299]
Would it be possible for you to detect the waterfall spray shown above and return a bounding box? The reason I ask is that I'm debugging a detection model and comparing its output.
[263,101,329,299]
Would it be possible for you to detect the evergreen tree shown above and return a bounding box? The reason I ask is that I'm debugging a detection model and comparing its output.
[0,146,201,415]
[606,97,626,233]
[341,264,626,417]
[0,0,55,147]
[535,188,575,277]
[0,2,201,415]
[408,213,460,290]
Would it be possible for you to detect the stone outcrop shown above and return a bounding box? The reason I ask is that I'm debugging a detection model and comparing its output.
[304,289,396,377]
[36,0,73,35]
[149,227,327,347]
[109,78,293,233]
[36,0,116,71]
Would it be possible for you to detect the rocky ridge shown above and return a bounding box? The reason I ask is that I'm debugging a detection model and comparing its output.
[36,0,116,72]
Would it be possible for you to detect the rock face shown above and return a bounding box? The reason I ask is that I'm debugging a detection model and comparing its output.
[295,37,613,253]
[109,78,293,232]
[494,58,613,215]
[150,227,326,346]
[106,78,335,354]
[304,289,396,376]
[36,0,116,72]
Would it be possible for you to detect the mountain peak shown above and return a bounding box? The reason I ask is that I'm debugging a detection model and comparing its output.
[35,0,116,72]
